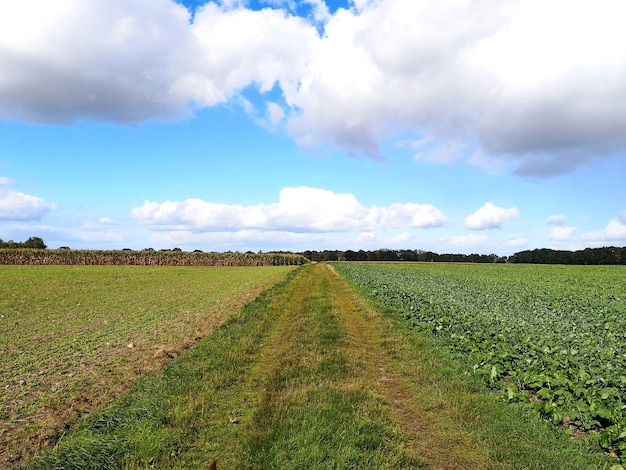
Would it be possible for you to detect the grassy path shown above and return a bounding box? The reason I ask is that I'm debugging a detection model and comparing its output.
[27,263,612,469]
[245,262,490,468]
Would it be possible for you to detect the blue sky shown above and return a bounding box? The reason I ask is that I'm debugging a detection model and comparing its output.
[1,0,625,254]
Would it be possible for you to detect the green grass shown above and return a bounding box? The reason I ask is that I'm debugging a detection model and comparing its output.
[25,263,616,469]
[0,265,296,467]
[242,264,422,469]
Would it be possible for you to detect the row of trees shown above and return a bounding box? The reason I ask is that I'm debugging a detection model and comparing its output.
[2,237,625,265]
[300,249,507,263]
[303,247,626,265]
[0,237,47,249]
[508,246,626,265]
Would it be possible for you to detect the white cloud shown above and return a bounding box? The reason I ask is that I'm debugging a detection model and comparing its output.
[450,233,489,248]
[286,0,626,176]
[356,231,377,242]
[0,1,316,123]
[266,102,285,125]
[0,178,56,221]
[0,0,195,122]
[465,202,519,230]
[547,214,567,225]
[504,237,527,248]
[2,0,626,176]
[131,186,448,233]
[549,226,576,241]
[583,215,626,243]
[401,139,464,164]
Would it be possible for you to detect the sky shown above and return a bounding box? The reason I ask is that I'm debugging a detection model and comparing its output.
[1,0,625,255]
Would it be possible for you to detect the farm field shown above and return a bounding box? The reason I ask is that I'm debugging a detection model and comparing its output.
[334,262,626,461]
[25,264,612,469]
[0,265,297,467]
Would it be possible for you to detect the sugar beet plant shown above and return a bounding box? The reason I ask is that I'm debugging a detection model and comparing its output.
[334,263,626,460]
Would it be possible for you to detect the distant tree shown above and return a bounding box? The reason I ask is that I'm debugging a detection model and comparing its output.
[23,237,47,249]
[320,250,339,261]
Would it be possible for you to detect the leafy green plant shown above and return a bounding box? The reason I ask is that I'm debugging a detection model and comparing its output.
[335,262,626,461]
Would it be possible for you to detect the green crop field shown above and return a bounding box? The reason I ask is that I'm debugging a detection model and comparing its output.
[334,262,626,459]
[0,265,297,467]
[22,264,615,469]
[3,262,624,468]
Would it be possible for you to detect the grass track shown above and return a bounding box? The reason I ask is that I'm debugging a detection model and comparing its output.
[25,263,613,469]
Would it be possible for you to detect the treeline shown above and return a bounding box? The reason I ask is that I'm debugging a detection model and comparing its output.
[3,237,624,265]
[0,248,308,267]
[508,246,626,265]
[301,249,507,263]
[0,236,47,249]
[303,246,626,265]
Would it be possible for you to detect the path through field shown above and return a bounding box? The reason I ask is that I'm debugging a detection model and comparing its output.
[246,262,492,469]
[27,263,610,469]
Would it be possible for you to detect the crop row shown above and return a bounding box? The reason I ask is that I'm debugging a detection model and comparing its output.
[0,249,308,266]
[334,262,626,458]
[0,265,298,466]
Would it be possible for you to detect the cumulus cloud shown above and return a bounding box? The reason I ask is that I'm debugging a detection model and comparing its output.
[0,178,56,220]
[131,186,448,232]
[549,226,576,241]
[465,202,519,230]
[2,0,626,176]
[286,0,626,175]
[547,214,567,225]
[0,0,316,123]
[583,214,626,243]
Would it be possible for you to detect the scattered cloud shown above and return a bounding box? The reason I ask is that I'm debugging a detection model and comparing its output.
[266,102,285,125]
[549,226,576,241]
[0,178,56,221]
[583,213,626,243]
[1,1,625,176]
[131,186,448,233]
[401,139,464,164]
[465,202,519,230]
[504,237,528,248]
[547,214,567,225]
[450,233,490,248]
